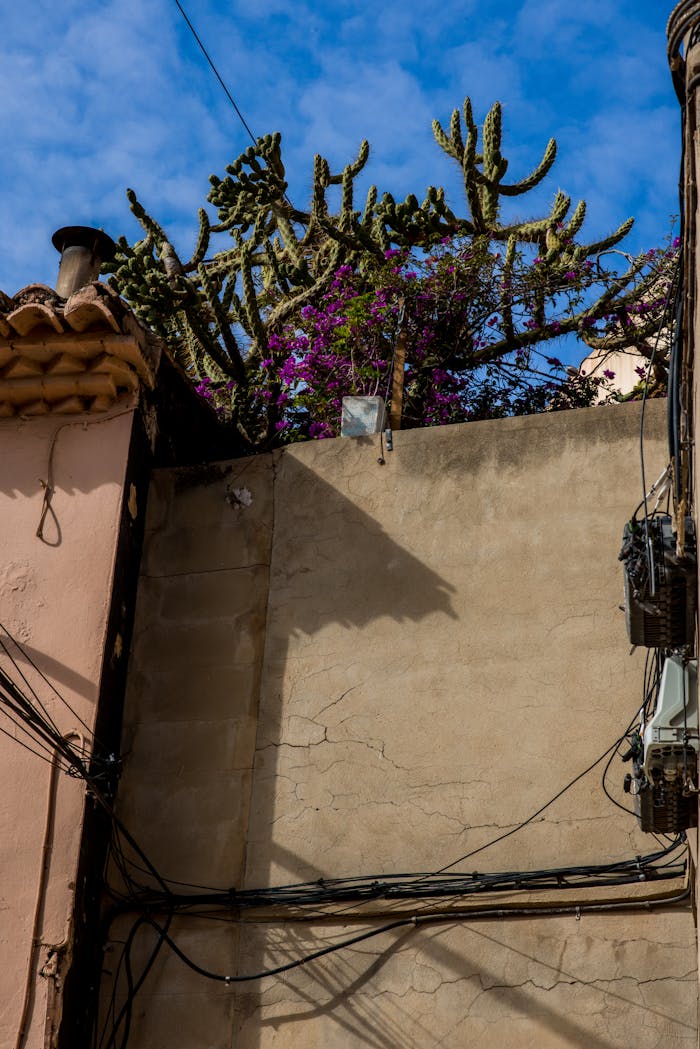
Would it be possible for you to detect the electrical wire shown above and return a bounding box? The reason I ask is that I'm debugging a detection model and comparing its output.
[95,913,172,1049]
[0,619,691,1049]
[92,832,687,1049]
[0,621,97,746]
[0,622,98,743]
[426,710,645,879]
[3,629,678,911]
[0,644,172,899]
[118,884,692,989]
[172,0,257,146]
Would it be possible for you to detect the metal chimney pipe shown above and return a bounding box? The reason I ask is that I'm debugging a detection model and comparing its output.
[51,226,116,298]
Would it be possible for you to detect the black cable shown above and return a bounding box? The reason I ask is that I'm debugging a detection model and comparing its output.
[0,719,70,770]
[0,652,173,901]
[0,640,63,740]
[95,912,172,1049]
[1,630,685,909]
[0,672,84,772]
[426,707,644,878]
[601,746,637,818]
[0,624,689,1048]
[146,912,412,983]
[94,915,145,1049]
[108,836,685,918]
[135,886,691,987]
[172,0,257,146]
[0,621,98,743]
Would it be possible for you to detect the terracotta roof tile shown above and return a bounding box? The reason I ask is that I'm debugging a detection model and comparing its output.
[7,302,64,336]
[0,280,159,417]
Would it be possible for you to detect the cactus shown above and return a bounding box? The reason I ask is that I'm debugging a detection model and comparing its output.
[106,97,665,448]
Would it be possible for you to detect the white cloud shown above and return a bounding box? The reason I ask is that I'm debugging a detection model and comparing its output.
[0,0,682,292]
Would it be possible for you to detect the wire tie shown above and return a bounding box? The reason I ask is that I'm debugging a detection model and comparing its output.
[36,479,56,541]
[575,907,581,921]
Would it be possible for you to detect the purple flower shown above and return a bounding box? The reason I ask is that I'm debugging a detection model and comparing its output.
[309,421,333,439]
[673,236,681,249]
[603,369,616,380]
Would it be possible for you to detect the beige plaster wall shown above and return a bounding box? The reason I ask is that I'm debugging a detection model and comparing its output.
[0,409,134,1049]
[110,400,697,1049]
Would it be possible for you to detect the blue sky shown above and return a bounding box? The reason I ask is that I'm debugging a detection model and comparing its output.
[0,0,680,293]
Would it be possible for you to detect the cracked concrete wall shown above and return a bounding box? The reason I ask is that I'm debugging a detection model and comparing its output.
[110,400,697,1048]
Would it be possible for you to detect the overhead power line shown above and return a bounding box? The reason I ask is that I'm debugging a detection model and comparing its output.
[172,0,258,146]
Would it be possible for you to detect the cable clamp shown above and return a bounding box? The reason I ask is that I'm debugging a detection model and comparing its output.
[575,907,581,921]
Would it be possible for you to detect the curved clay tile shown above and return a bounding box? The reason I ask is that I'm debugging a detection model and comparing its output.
[64,286,122,334]
[12,284,62,307]
[7,302,64,336]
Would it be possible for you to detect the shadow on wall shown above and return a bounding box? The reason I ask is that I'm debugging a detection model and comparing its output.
[103,445,462,1046]
[234,918,696,1049]
[114,446,457,877]
[1,639,98,702]
[268,451,458,636]
[0,411,134,498]
[108,404,689,1049]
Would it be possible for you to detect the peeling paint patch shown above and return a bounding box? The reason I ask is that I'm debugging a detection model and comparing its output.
[226,486,253,510]
[0,562,34,596]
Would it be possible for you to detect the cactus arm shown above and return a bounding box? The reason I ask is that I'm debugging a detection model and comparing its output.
[183,208,211,273]
[198,263,246,383]
[571,217,635,261]
[498,138,557,196]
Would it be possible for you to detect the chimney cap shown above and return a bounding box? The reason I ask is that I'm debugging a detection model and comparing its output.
[52,225,116,261]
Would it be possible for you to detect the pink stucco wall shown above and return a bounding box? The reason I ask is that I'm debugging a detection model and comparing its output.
[0,409,135,1049]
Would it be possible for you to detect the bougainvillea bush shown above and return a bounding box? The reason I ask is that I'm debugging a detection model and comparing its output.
[106,99,676,450]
